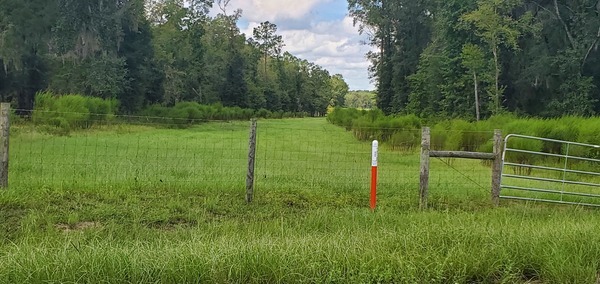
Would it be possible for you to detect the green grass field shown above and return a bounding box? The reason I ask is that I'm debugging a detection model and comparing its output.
[3,118,600,283]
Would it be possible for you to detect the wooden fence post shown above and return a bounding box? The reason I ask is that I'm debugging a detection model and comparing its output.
[0,103,9,189]
[491,129,503,206]
[246,119,257,203]
[420,127,430,209]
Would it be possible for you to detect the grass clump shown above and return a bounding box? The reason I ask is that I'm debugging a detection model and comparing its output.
[32,91,117,134]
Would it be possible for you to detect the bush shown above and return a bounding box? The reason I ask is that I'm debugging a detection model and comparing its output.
[444,120,474,151]
[135,102,306,128]
[86,96,118,122]
[389,130,420,150]
[256,108,271,119]
[430,122,449,151]
[327,107,369,130]
[327,107,600,157]
[32,91,117,134]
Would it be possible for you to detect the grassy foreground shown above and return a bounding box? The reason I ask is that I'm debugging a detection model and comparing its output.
[3,118,600,283]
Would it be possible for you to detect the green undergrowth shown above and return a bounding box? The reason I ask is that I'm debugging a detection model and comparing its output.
[328,107,600,156]
[25,92,309,136]
[138,101,308,127]
[32,91,118,135]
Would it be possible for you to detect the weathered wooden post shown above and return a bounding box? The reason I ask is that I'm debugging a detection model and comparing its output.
[420,127,430,209]
[0,103,9,189]
[491,129,503,206]
[246,119,257,203]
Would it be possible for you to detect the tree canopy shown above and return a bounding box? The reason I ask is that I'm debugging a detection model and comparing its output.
[349,0,600,119]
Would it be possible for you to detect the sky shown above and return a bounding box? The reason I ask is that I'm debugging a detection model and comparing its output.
[210,0,375,91]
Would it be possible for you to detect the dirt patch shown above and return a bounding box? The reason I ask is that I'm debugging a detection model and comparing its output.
[55,221,100,232]
[146,217,197,230]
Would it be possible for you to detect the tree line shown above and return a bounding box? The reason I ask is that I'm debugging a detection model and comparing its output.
[344,90,376,109]
[0,0,349,115]
[349,0,600,119]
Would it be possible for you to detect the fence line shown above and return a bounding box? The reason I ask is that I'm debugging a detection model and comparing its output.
[8,108,510,209]
[10,111,249,192]
[420,127,503,209]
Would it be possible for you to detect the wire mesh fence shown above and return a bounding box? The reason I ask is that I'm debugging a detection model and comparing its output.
[10,110,248,191]
[8,109,503,209]
[427,130,497,208]
[256,121,372,193]
[253,122,422,208]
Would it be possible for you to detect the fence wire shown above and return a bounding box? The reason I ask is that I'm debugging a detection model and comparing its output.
[9,110,501,209]
[428,130,496,208]
[257,124,370,192]
[10,110,247,191]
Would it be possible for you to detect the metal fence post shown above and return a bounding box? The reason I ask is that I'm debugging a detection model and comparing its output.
[491,129,503,206]
[246,119,257,203]
[0,103,9,189]
[420,127,430,209]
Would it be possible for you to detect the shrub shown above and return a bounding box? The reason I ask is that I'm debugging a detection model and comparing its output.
[430,122,449,151]
[328,107,600,158]
[389,130,420,151]
[86,96,118,122]
[134,102,305,128]
[327,107,368,130]
[577,119,600,145]
[256,108,271,119]
[444,120,473,151]
[32,91,117,134]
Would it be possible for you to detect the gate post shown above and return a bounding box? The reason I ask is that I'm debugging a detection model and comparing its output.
[0,103,9,189]
[491,129,503,206]
[420,127,430,209]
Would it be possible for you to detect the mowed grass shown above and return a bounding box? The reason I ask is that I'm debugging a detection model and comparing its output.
[2,118,600,283]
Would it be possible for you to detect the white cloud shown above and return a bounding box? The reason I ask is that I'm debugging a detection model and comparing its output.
[222,0,327,22]
[276,16,375,90]
[213,1,375,90]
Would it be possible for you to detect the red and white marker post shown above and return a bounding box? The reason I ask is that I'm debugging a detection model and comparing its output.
[370,140,378,211]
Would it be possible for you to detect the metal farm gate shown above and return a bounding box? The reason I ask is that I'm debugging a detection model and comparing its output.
[500,134,600,207]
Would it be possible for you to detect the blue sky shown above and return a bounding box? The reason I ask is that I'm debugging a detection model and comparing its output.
[211,0,375,91]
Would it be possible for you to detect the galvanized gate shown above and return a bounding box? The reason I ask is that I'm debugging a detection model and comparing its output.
[500,134,600,207]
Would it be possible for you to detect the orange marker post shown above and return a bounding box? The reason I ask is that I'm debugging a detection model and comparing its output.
[371,140,378,211]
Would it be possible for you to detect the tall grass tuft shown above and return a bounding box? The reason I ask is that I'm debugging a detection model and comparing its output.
[138,102,308,127]
[32,91,117,134]
[327,108,600,154]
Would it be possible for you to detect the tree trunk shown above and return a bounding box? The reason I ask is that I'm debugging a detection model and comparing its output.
[264,52,268,80]
[582,26,600,68]
[553,0,576,49]
[474,72,480,121]
[492,46,500,114]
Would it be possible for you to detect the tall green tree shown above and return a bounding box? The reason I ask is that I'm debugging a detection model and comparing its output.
[151,0,211,104]
[329,74,350,107]
[0,0,56,110]
[460,0,535,114]
[252,21,284,79]
[461,43,492,121]
[349,0,432,114]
